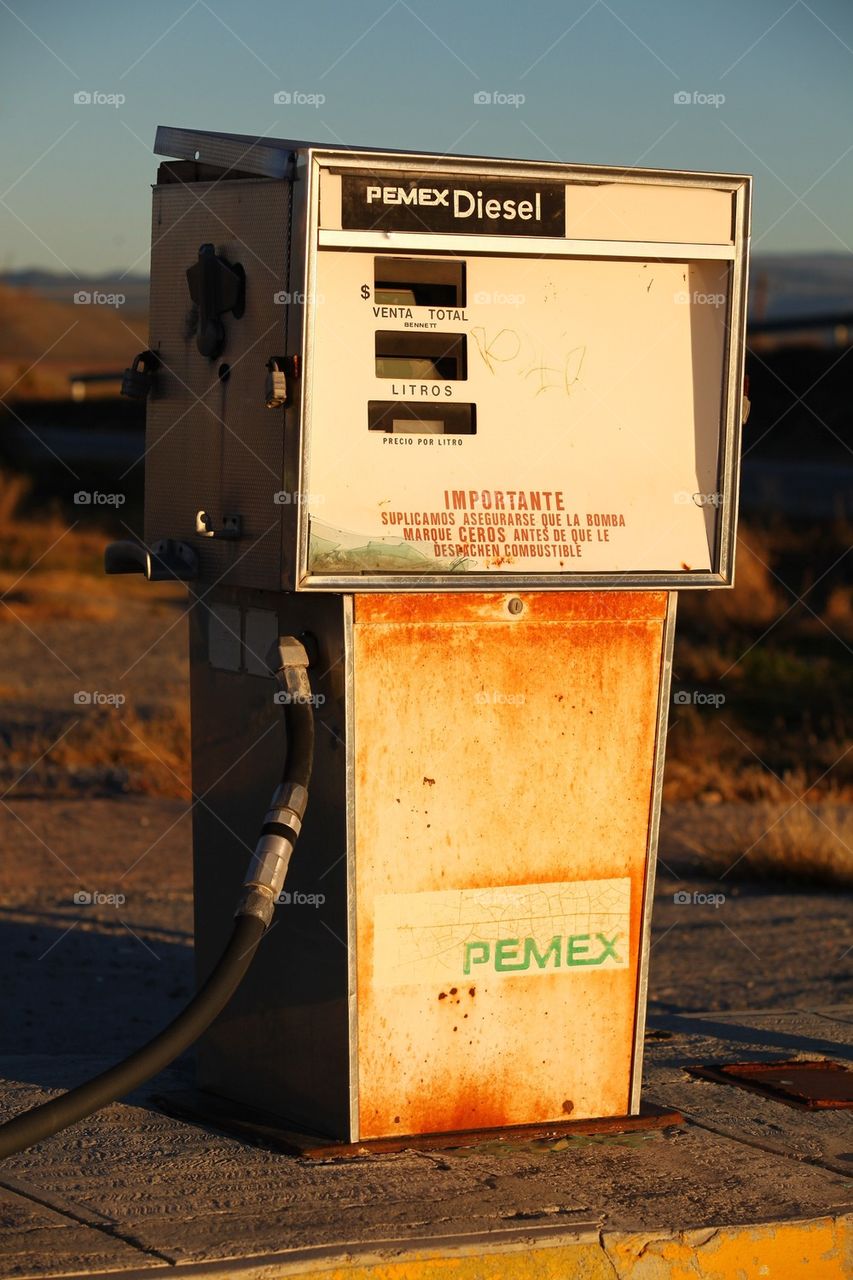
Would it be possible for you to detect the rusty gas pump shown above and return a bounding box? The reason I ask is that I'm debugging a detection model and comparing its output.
[112,128,750,1145]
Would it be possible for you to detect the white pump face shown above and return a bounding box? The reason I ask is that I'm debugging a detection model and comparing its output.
[296,155,750,591]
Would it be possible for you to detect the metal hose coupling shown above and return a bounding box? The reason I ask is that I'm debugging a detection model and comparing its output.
[274,635,313,705]
[237,636,312,928]
[238,780,310,927]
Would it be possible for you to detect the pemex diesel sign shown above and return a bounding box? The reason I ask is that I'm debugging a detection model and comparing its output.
[341,172,566,237]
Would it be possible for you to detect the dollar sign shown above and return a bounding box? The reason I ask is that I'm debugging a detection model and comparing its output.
[360,284,370,299]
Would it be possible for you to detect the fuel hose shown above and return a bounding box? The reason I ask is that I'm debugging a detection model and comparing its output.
[0,638,314,1160]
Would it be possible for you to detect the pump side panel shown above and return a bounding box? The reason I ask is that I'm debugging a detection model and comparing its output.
[352,591,666,1138]
[190,588,351,1136]
[145,178,291,590]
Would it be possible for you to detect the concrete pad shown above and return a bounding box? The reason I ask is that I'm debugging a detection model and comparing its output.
[0,1183,158,1275]
[1,1006,852,1277]
[644,1006,853,1175]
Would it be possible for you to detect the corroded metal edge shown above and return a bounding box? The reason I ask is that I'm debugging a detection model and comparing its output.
[154,1090,681,1159]
[630,591,678,1112]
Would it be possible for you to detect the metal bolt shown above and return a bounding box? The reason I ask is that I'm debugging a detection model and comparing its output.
[507,597,524,615]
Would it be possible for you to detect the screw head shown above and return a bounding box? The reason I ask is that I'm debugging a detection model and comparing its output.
[507,597,524,615]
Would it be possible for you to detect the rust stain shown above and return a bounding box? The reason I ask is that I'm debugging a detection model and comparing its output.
[353,589,665,1138]
[562,1099,575,1115]
[355,591,668,626]
[423,776,436,787]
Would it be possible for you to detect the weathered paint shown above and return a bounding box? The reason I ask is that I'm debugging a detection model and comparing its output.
[174,1215,852,1280]
[355,591,669,626]
[604,1217,852,1279]
[352,591,665,1139]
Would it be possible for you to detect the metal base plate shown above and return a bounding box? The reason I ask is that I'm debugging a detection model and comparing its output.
[687,1059,853,1109]
[155,1089,682,1159]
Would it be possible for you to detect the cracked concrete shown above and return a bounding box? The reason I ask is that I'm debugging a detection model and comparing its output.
[1,799,851,1276]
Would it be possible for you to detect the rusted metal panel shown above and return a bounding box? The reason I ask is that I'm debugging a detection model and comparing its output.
[355,591,668,625]
[352,590,665,1139]
[689,1060,853,1109]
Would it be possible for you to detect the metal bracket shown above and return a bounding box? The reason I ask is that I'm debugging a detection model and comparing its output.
[186,244,246,360]
[195,510,243,540]
[104,538,199,581]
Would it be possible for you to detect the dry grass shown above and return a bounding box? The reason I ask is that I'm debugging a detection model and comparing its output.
[0,475,179,603]
[0,283,147,401]
[668,800,853,887]
[54,700,191,797]
[669,516,853,814]
[664,713,853,805]
[682,526,787,630]
[0,470,189,797]
[3,700,191,798]
[0,472,108,576]
[825,584,853,633]
[0,588,119,625]
[0,470,28,524]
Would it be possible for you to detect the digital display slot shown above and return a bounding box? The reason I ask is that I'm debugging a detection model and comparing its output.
[374,257,466,307]
[375,331,467,380]
[368,402,476,435]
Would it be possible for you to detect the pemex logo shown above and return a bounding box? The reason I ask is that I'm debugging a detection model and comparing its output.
[373,878,631,989]
[463,932,622,975]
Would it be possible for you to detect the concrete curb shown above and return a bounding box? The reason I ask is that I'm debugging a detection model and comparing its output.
[30,1214,852,1280]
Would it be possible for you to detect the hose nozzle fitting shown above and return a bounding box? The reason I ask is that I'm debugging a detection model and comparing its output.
[237,780,309,927]
[273,636,312,705]
[236,636,314,928]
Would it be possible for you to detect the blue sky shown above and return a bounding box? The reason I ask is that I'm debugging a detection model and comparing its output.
[1,0,852,274]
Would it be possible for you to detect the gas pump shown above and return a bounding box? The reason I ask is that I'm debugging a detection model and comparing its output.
[0,129,750,1155]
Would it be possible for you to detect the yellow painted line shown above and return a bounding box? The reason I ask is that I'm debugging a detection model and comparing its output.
[605,1216,851,1279]
[138,1213,851,1280]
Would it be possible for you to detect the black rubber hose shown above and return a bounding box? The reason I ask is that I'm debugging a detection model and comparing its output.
[0,684,314,1159]
[0,913,265,1159]
[285,696,315,790]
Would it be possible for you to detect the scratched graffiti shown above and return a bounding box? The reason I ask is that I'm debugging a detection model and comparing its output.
[470,326,586,397]
[372,877,630,986]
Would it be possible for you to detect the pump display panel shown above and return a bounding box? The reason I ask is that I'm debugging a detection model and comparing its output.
[297,157,749,589]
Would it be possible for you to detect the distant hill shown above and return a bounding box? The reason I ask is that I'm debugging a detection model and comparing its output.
[749,253,853,322]
[0,280,147,400]
[1,270,149,310]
